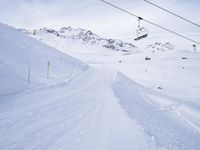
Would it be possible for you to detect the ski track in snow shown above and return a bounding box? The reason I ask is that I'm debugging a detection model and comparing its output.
[1,67,200,150]
[0,67,148,150]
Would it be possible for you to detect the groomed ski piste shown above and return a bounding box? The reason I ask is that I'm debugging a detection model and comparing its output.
[0,23,200,150]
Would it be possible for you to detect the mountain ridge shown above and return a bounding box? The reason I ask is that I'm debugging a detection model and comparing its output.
[19,26,136,53]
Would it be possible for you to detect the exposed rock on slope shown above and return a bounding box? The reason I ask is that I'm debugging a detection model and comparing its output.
[20,27,136,53]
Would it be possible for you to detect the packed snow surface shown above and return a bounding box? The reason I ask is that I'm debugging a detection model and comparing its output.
[1,23,200,150]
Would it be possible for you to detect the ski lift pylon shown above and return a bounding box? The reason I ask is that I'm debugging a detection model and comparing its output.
[134,17,148,41]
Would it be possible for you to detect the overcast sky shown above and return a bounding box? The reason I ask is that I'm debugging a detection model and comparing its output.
[0,0,200,48]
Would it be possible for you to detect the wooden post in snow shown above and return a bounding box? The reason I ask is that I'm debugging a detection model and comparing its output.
[47,61,50,79]
[28,65,31,84]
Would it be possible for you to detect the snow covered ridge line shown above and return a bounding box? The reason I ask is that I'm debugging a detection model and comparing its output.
[19,27,136,53]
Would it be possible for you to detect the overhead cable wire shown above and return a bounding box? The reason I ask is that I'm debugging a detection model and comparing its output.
[144,0,200,28]
[100,0,200,45]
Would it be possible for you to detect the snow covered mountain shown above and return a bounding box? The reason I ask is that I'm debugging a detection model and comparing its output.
[20,27,136,53]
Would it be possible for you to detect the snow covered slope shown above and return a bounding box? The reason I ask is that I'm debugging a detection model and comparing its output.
[26,27,200,149]
[20,27,136,53]
[1,67,200,150]
[0,23,87,96]
[1,23,200,150]
[0,67,151,150]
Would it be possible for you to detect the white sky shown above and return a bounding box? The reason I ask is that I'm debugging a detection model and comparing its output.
[0,0,200,48]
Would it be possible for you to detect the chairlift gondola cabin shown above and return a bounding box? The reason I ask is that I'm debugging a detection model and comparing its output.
[134,17,148,41]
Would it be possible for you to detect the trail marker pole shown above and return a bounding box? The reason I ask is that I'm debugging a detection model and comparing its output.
[47,61,50,79]
[28,65,31,84]
[193,45,197,51]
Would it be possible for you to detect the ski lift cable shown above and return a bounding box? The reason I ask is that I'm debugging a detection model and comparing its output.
[100,0,200,45]
[144,0,200,28]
